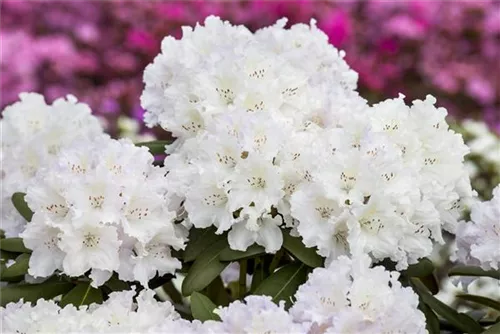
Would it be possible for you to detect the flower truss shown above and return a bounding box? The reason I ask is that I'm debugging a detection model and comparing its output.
[290,255,427,334]
[20,136,187,287]
[456,185,500,271]
[1,93,104,237]
[142,16,473,270]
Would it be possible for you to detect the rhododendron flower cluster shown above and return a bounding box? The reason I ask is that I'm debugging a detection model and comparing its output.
[1,93,104,237]
[142,16,472,269]
[456,185,500,271]
[20,137,187,287]
[290,255,426,333]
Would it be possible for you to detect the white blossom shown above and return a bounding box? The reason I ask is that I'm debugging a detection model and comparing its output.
[456,184,500,270]
[20,137,187,287]
[1,93,105,237]
[290,255,427,334]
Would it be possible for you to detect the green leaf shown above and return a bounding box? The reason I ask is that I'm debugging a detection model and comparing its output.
[184,227,223,262]
[0,253,30,281]
[190,291,220,322]
[457,294,500,312]
[250,261,267,292]
[1,250,18,261]
[254,263,309,309]
[11,192,33,222]
[282,230,324,268]
[0,238,31,253]
[410,278,483,334]
[1,282,74,306]
[204,276,229,306]
[419,302,440,334]
[182,239,229,296]
[135,140,172,155]
[60,282,103,308]
[104,274,130,292]
[219,244,265,262]
[448,265,500,280]
[404,258,434,278]
[483,322,500,334]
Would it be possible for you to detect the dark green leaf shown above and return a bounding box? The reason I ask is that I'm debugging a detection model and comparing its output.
[1,250,18,261]
[59,282,103,307]
[135,140,173,155]
[483,322,500,334]
[457,294,500,312]
[163,281,183,305]
[219,244,264,262]
[204,276,229,306]
[419,302,440,334]
[282,230,323,268]
[182,239,229,296]
[1,282,74,306]
[404,258,434,278]
[448,265,500,280]
[0,253,30,281]
[250,261,266,292]
[190,291,220,322]
[410,278,483,334]
[184,227,223,262]
[254,262,309,309]
[11,193,33,222]
[0,238,31,253]
[104,274,130,292]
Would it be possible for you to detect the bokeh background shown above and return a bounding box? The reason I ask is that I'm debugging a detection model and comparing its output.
[1,0,499,135]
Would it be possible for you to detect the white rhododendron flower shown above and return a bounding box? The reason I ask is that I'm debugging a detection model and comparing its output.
[20,137,187,287]
[1,93,105,237]
[0,289,180,333]
[142,16,472,269]
[202,295,306,334]
[456,184,500,270]
[290,255,427,334]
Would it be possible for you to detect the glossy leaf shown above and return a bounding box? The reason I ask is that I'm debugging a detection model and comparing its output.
[448,265,500,280]
[183,227,223,262]
[60,282,103,307]
[104,274,130,292]
[254,263,309,309]
[419,302,440,334]
[204,276,229,306]
[404,258,434,278]
[457,294,500,312]
[11,193,33,222]
[219,244,264,262]
[190,291,220,322]
[1,282,74,306]
[282,230,323,268]
[250,261,266,292]
[0,238,31,253]
[182,239,229,296]
[410,278,483,334]
[0,253,30,281]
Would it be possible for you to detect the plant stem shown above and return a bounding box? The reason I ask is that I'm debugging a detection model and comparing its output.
[239,259,247,299]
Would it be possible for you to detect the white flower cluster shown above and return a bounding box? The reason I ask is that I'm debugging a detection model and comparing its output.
[290,255,427,334]
[1,289,182,333]
[204,296,306,333]
[1,93,105,237]
[20,137,187,287]
[456,184,500,270]
[1,255,425,333]
[142,16,472,268]
[461,119,500,179]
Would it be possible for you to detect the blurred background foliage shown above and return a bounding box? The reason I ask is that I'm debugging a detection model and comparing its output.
[1,0,499,197]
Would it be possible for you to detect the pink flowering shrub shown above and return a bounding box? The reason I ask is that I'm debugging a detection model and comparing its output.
[1,0,499,134]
